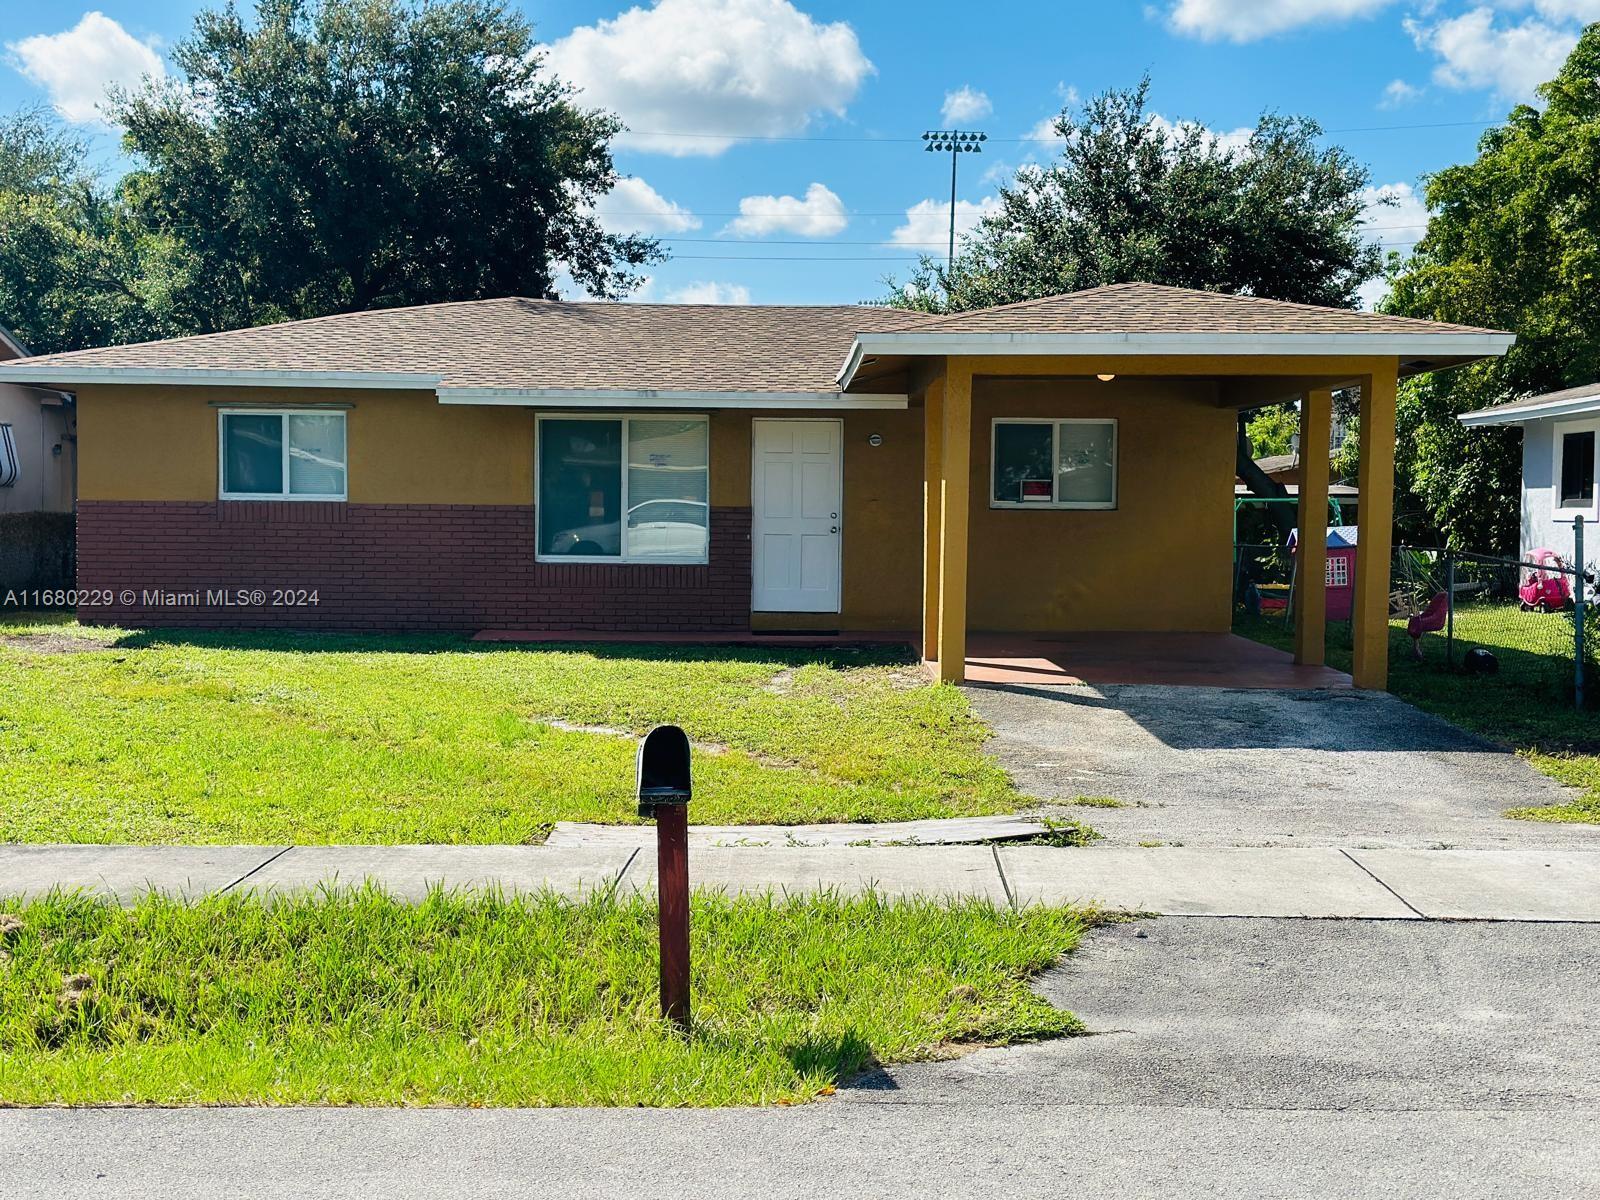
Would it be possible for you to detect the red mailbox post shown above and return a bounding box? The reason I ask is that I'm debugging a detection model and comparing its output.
[637,725,692,1032]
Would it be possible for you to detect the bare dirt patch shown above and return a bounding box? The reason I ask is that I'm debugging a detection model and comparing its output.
[0,631,120,655]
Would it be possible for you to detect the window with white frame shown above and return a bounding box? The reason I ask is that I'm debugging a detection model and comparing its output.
[219,409,347,500]
[537,415,709,562]
[991,418,1117,509]
[1558,427,1596,509]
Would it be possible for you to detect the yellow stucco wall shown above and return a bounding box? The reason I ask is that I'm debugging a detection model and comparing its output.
[76,385,534,504]
[965,376,1235,632]
[76,378,1235,634]
[718,409,924,630]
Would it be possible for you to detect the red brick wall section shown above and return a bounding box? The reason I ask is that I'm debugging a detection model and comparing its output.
[76,501,753,632]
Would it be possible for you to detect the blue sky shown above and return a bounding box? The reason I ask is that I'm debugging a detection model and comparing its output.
[4,1,1597,308]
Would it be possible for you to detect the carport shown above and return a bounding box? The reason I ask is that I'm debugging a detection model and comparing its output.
[836,285,1515,691]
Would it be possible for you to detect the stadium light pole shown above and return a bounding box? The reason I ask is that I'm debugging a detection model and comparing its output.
[922,129,988,270]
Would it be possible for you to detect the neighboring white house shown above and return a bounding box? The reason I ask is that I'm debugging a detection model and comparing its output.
[0,324,77,591]
[1461,381,1600,562]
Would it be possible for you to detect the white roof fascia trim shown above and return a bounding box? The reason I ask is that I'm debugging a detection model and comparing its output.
[438,387,908,410]
[1460,393,1600,427]
[0,366,444,389]
[836,331,1517,386]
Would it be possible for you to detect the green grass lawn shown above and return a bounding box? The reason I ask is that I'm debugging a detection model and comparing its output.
[0,616,1023,843]
[0,888,1089,1107]
[1235,605,1600,824]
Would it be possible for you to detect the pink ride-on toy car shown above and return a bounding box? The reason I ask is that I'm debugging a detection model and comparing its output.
[1519,549,1573,612]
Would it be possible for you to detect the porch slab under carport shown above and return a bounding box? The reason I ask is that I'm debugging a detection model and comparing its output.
[927,630,1352,690]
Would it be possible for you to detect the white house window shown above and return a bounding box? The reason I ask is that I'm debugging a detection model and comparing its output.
[1559,429,1595,508]
[220,410,347,500]
[991,418,1117,509]
[537,415,709,563]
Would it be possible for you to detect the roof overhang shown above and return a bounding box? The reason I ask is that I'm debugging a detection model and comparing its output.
[0,365,445,390]
[438,387,908,410]
[837,331,1517,389]
[0,363,910,411]
[1460,392,1600,427]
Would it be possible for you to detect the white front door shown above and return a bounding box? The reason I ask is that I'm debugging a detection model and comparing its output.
[751,418,842,613]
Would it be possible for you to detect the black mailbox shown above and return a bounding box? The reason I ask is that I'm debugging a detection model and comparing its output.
[637,725,692,817]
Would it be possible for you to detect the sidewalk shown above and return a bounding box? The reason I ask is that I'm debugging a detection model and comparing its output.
[3,842,1597,921]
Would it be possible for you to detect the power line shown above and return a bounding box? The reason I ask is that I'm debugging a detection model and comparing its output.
[601,218,1432,231]
[596,210,916,218]
[613,118,1498,145]
[668,254,925,262]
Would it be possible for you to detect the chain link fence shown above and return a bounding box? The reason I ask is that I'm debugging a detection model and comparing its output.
[1395,545,1591,707]
[1235,526,1595,709]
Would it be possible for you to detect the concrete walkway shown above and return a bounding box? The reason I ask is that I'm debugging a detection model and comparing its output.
[3,842,1598,921]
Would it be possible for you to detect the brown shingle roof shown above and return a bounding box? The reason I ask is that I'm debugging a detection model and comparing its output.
[12,299,932,393]
[911,282,1505,336]
[5,283,1511,395]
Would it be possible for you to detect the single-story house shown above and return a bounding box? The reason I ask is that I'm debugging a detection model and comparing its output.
[1461,382,1600,563]
[0,325,77,591]
[0,282,1513,688]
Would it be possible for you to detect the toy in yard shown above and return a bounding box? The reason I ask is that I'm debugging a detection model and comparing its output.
[1463,647,1500,675]
[1284,526,1359,621]
[1407,592,1449,659]
[1519,549,1573,612]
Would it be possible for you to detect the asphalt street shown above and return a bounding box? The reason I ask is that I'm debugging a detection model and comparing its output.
[5,916,1595,1199]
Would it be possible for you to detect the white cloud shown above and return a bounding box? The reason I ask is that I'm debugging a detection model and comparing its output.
[546,0,873,157]
[1407,6,1591,102]
[725,182,847,237]
[1149,113,1255,153]
[1165,0,1395,42]
[1361,181,1430,243]
[1026,105,1250,154]
[941,85,992,123]
[1515,1,1600,19]
[664,280,753,304]
[594,177,700,235]
[1025,84,1079,145]
[1378,78,1423,108]
[6,12,164,127]
[1356,181,1430,309]
[889,196,1002,250]
[1026,113,1068,145]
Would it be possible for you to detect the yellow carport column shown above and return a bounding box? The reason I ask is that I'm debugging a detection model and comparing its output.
[1352,364,1399,690]
[936,359,973,683]
[1294,388,1333,666]
[921,375,946,668]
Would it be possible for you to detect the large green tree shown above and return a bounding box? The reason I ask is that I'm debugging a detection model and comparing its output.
[887,79,1385,529]
[0,108,183,354]
[111,0,658,332]
[887,79,1381,314]
[1386,24,1600,554]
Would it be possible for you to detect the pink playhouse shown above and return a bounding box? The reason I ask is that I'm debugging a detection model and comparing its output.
[1288,526,1358,620]
[1323,527,1358,620]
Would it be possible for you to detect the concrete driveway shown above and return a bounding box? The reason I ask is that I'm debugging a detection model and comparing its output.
[968,683,1600,848]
